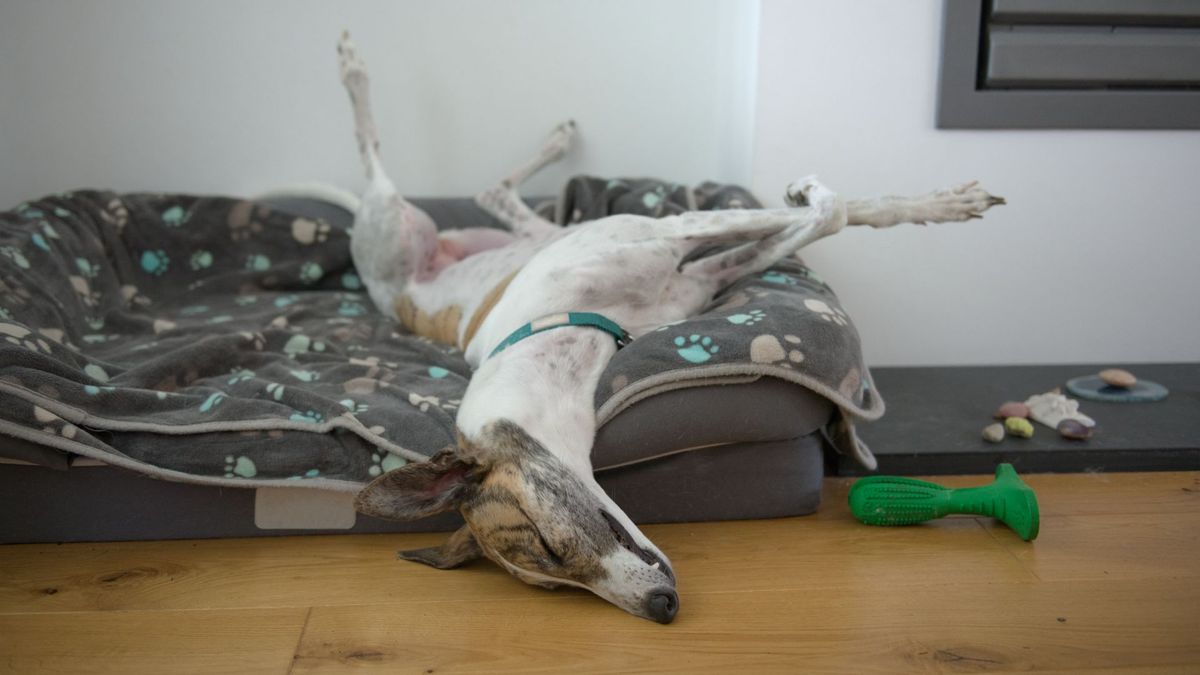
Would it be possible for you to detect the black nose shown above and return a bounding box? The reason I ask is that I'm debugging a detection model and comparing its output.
[645,588,679,624]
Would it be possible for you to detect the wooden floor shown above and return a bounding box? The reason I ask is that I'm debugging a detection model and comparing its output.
[1,471,1197,674]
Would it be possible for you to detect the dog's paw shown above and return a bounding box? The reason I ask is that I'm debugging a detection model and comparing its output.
[541,119,577,161]
[915,181,1006,224]
[337,31,368,84]
[784,175,822,207]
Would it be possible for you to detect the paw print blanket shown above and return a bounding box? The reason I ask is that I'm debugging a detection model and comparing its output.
[0,184,880,491]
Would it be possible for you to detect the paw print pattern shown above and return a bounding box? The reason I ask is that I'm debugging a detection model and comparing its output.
[140,250,170,276]
[292,218,331,244]
[69,276,101,307]
[299,261,324,284]
[199,392,226,413]
[224,455,257,478]
[265,382,286,401]
[761,270,797,286]
[289,369,319,382]
[245,254,271,272]
[283,334,326,356]
[341,272,362,290]
[161,205,187,227]
[190,250,214,270]
[339,398,369,414]
[75,258,99,278]
[804,299,849,326]
[227,368,255,385]
[227,201,267,241]
[409,392,439,412]
[338,300,367,317]
[1,246,30,270]
[408,392,459,412]
[33,405,80,441]
[239,331,266,351]
[750,334,806,368]
[368,451,407,477]
[674,335,720,363]
[726,309,765,326]
[289,410,324,424]
[0,323,53,354]
[99,198,129,232]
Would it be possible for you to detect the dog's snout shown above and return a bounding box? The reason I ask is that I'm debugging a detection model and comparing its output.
[645,588,679,624]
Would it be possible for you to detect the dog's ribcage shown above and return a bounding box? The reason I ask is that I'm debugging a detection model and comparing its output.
[458,216,717,364]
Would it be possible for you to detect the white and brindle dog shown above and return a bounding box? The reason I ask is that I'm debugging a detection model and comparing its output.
[331,33,1003,623]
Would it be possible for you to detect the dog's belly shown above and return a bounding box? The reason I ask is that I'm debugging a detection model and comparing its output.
[394,235,555,349]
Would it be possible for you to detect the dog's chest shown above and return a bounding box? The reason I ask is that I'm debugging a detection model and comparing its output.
[394,237,547,349]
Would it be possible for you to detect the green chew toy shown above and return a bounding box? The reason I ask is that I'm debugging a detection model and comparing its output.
[848,463,1039,541]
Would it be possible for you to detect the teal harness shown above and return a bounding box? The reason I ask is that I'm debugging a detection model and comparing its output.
[489,312,632,359]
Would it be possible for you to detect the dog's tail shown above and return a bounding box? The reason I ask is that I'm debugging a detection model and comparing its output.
[255,183,361,214]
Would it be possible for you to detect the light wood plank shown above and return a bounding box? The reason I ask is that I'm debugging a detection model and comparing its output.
[290,578,1200,674]
[0,607,308,675]
[1,472,1197,673]
[0,514,1031,614]
[985,510,1200,582]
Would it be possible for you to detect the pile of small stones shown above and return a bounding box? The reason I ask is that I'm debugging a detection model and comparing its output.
[980,367,1136,444]
[982,402,1036,444]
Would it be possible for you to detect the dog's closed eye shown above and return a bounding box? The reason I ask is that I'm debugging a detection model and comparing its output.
[516,505,565,567]
[535,528,565,567]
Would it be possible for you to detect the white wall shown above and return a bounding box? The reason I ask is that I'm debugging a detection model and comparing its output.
[753,0,1200,366]
[0,0,758,207]
[4,0,1198,367]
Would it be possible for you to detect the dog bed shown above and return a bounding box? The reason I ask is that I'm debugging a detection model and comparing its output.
[0,183,881,543]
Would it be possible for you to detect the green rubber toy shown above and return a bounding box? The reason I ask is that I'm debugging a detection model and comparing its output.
[848,463,1039,541]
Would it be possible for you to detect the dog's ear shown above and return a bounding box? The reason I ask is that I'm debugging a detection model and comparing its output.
[397,525,482,569]
[354,447,482,521]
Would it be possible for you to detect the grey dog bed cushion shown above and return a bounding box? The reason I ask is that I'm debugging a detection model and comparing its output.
[0,187,879,488]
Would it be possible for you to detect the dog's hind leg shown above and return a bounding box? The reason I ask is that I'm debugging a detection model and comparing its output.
[474,120,576,237]
[845,181,1004,228]
[338,32,441,313]
[678,177,848,287]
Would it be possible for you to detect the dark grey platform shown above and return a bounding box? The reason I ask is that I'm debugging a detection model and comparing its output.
[850,363,1200,475]
[0,434,825,544]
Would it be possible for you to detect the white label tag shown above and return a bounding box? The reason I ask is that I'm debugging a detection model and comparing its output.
[254,487,357,530]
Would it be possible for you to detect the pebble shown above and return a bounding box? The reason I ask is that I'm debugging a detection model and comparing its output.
[995,402,1031,419]
[1099,368,1137,389]
[1004,416,1034,438]
[982,423,1005,443]
[1058,419,1093,440]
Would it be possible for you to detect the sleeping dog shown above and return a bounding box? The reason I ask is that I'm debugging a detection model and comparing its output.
[332,33,1003,623]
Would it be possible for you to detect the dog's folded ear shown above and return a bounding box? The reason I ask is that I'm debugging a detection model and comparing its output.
[354,446,483,521]
[397,525,482,569]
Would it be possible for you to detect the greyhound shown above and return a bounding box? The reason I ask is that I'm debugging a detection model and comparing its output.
[331,33,1003,623]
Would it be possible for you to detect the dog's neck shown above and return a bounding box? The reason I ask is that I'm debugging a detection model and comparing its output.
[455,326,617,477]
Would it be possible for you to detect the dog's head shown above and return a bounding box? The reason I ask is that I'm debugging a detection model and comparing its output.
[355,420,678,623]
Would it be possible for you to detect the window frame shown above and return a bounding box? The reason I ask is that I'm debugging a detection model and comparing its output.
[936,0,1200,129]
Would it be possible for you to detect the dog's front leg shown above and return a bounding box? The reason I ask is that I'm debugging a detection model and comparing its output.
[845,181,1004,228]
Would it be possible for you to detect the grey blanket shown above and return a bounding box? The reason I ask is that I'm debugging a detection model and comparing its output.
[0,182,880,491]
